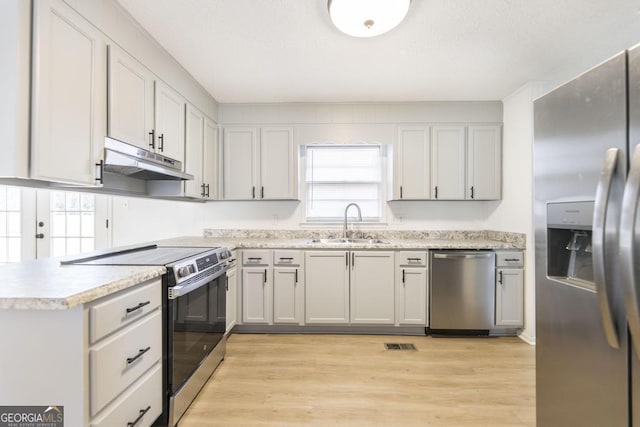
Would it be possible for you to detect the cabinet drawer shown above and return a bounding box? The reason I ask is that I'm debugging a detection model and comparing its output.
[496,251,524,267]
[89,279,161,344]
[397,251,427,266]
[242,250,271,266]
[90,363,162,427]
[90,310,162,416]
[273,250,301,265]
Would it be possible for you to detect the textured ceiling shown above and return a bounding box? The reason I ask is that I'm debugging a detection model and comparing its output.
[117,0,640,103]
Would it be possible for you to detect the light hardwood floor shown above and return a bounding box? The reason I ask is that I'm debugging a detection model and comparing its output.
[180,334,535,427]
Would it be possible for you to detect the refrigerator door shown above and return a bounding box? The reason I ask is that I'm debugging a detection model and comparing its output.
[534,52,628,426]
[627,43,640,427]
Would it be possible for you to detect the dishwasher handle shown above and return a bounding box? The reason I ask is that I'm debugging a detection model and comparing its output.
[433,253,494,259]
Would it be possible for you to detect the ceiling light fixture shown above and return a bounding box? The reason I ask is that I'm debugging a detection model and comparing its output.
[328,0,411,38]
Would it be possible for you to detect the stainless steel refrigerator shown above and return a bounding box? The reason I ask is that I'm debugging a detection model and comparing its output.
[534,44,640,426]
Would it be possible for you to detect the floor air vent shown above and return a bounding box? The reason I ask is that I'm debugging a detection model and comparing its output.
[384,343,417,351]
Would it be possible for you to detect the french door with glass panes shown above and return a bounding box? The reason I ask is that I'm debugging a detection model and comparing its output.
[35,190,110,259]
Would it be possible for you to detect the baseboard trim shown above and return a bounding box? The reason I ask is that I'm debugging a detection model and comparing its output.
[518,333,536,345]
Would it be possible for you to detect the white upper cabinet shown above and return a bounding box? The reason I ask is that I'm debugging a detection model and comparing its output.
[202,117,219,200]
[260,127,296,199]
[467,125,502,200]
[107,44,155,151]
[31,0,106,186]
[431,126,466,200]
[154,81,185,162]
[222,126,296,200]
[184,104,205,198]
[395,126,430,200]
[222,128,257,200]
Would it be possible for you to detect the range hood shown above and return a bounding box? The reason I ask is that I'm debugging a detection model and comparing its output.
[103,137,193,181]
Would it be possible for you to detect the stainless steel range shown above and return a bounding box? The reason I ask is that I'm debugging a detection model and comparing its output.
[64,244,231,426]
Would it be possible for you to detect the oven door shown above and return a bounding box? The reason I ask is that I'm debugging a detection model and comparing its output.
[166,273,226,425]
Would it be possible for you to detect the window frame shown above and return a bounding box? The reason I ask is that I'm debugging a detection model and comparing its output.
[300,143,389,226]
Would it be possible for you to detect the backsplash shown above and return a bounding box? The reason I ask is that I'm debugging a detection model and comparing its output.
[203,229,526,246]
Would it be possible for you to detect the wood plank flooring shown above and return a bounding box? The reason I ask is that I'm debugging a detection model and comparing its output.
[179,334,535,427]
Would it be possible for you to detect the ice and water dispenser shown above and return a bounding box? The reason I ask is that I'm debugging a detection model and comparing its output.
[546,201,594,287]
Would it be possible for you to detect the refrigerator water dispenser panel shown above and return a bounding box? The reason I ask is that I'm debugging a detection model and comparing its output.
[547,201,595,288]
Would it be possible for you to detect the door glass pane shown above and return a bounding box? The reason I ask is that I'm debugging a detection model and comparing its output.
[0,185,21,263]
[48,191,95,257]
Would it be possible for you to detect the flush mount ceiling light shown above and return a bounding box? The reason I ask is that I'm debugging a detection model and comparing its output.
[328,0,411,38]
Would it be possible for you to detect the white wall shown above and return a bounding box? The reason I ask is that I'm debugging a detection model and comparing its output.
[489,83,544,344]
[110,196,204,246]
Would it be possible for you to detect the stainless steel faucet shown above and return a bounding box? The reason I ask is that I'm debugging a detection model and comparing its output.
[342,203,362,238]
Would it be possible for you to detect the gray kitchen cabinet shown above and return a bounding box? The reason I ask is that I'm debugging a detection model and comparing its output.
[350,251,395,324]
[222,126,296,200]
[467,125,502,200]
[31,0,106,186]
[273,250,304,325]
[394,126,431,199]
[108,45,185,164]
[495,251,524,327]
[431,126,466,200]
[184,103,205,198]
[225,251,238,333]
[241,250,272,324]
[395,251,428,326]
[305,251,350,324]
[202,117,219,200]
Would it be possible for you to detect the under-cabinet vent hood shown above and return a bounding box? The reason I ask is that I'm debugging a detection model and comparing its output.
[103,137,193,181]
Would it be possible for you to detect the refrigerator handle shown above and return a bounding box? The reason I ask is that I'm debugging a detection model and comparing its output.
[621,144,640,356]
[593,147,621,349]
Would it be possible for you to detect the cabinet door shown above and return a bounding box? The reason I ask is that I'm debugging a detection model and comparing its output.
[184,104,204,198]
[305,251,350,324]
[273,267,304,324]
[155,81,185,162]
[431,126,466,200]
[242,267,271,324]
[259,127,296,199]
[107,45,155,151]
[31,0,105,185]
[222,128,256,200]
[396,126,430,199]
[226,267,237,333]
[495,268,524,326]
[467,125,502,200]
[203,117,219,200]
[350,251,395,324]
[396,267,428,325]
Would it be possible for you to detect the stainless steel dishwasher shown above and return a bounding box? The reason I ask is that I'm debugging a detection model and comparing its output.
[430,250,496,335]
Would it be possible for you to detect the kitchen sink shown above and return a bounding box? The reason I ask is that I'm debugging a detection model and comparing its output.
[306,238,390,244]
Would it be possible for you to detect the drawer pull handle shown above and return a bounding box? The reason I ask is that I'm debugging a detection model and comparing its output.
[127,347,151,364]
[127,405,151,427]
[126,301,151,314]
[248,257,262,261]
[279,257,294,261]
[407,258,422,261]
[504,258,520,262]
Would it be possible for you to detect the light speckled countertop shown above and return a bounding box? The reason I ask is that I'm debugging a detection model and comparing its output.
[1,229,524,310]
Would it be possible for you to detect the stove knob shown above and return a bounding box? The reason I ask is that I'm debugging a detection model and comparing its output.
[177,265,194,278]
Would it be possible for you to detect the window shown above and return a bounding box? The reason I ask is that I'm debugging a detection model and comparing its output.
[305,145,383,221]
[0,186,21,263]
[49,191,95,257]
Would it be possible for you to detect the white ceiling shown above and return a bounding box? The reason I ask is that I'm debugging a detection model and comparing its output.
[117,0,640,103]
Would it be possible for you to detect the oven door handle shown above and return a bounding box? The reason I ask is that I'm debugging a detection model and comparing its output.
[168,265,228,299]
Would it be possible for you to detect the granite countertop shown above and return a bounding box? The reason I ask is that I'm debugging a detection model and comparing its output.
[1,229,525,310]
[0,258,165,310]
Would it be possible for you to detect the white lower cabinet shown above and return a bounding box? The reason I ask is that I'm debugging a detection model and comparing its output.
[496,268,524,327]
[241,250,272,324]
[0,278,163,427]
[495,251,525,327]
[273,250,304,324]
[395,251,428,326]
[305,251,350,324]
[225,253,238,333]
[350,251,395,324]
